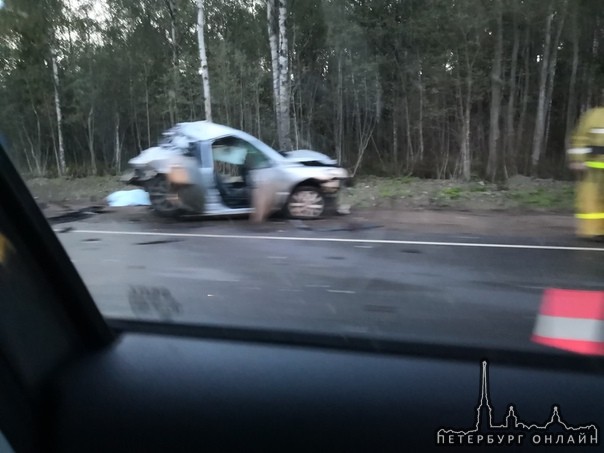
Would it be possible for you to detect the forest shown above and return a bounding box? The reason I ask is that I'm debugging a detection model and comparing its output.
[0,0,603,181]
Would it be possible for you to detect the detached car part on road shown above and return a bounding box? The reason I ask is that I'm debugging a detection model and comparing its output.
[121,122,351,219]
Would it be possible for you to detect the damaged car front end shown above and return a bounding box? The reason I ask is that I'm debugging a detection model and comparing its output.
[121,146,206,217]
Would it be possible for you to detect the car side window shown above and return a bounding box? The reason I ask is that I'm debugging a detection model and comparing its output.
[211,139,246,182]
[211,137,271,179]
[241,143,271,170]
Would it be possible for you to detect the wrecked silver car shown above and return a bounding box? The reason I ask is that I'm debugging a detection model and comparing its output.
[121,121,351,219]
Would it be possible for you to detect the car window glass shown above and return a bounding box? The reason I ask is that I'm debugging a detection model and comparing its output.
[212,141,247,182]
[212,137,271,178]
[242,144,271,170]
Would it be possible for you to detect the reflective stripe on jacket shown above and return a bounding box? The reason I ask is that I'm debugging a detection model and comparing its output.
[568,108,604,164]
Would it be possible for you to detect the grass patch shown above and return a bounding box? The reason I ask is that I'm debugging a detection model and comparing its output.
[506,186,574,210]
[399,175,420,184]
[26,176,126,203]
[341,176,417,207]
[439,187,463,200]
[24,174,576,213]
[469,185,489,193]
[377,180,412,198]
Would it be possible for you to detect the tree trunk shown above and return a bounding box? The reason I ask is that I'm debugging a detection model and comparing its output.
[565,5,579,148]
[197,0,212,121]
[516,28,531,173]
[459,48,473,181]
[417,64,425,164]
[461,101,471,181]
[165,0,179,124]
[335,53,343,164]
[292,82,299,148]
[392,106,399,175]
[277,0,292,150]
[145,84,151,147]
[487,0,503,181]
[404,93,414,172]
[267,0,279,120]
[586,18,600,108]
[256,82,262,139]
[50,49,66,176]
[530,6,554,173]
[114,113,121,174]
[350,66,374,177]
[544,4,567,155]
[87,106,97,175]
[504,13,519,176]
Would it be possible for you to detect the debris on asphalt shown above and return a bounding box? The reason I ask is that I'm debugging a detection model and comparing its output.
[106,189,151,207]
[288,218,382,232]
[318,222,383,232]
[47,205,107,224]
[337,204,351,215]
[57,226,74,233]
[289,219,312,230]
[135,239,184,246]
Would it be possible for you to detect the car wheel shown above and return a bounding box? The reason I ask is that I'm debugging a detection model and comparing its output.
[146,176,183,218]
[286,185,325,220]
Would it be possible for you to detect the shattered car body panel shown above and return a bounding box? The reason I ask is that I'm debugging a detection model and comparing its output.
[123,121,351,219]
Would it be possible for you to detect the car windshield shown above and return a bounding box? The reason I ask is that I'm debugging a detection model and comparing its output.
[1,0,603,357]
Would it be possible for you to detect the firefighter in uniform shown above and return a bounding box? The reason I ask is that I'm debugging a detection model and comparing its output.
[567,104,604,240]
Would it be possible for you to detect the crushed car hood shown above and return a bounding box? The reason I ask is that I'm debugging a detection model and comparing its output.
[283,150,339,166]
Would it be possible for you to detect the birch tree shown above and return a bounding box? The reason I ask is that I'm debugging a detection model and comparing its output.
[267,0,279,121]
[197,0,211,121]
[267,0,292,150]
[50,47,66,176]
[164,0,179,124]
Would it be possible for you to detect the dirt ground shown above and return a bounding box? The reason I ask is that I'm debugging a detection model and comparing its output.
[346,208,574,237]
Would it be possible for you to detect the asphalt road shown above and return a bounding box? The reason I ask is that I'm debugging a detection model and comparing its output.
[52,208,604,353]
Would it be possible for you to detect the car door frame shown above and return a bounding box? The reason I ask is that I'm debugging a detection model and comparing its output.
[204,135,283,211]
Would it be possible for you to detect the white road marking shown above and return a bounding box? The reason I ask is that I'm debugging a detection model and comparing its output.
[354,245,373,249]
[55,228,604,252]
[327,289,356,294]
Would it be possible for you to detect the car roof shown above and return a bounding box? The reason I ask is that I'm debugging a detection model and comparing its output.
[169,121,253,142]
[167,121,286,161]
